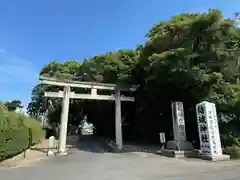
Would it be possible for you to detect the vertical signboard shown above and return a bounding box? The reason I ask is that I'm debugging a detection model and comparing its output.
[196,101,222,156]
[159,132,166,144]
[171,102,186,142]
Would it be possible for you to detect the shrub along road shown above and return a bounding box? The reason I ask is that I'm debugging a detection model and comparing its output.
[0,139,54,168]
[0,104,43,162]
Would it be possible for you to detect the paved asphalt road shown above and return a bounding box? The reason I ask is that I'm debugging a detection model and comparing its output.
[1,135,240,180]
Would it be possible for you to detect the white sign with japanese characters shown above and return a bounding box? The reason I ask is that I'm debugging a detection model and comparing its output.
[171,101,186,142]
[196,101,222,156]
[159,132,166,144]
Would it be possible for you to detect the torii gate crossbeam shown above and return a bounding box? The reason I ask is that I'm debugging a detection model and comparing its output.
[39,76,138,154]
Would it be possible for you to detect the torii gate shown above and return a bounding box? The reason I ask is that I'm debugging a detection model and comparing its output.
[39,76,138,154]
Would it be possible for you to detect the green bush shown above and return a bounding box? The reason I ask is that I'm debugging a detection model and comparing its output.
[6,111,24,128]
[0,106,23,129]
[21,115,43,144]
[0,128,29,161]
[0,105,43,161]
[224,145,240,159]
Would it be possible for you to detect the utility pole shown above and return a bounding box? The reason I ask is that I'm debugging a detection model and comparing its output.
[234,12,240,84]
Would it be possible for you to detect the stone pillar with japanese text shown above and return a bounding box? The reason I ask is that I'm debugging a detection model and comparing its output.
[162,101,194,156]
[196,101,230,161]
[171,101,186,142]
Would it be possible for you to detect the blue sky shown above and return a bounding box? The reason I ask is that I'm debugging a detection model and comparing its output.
[0,0,239,110]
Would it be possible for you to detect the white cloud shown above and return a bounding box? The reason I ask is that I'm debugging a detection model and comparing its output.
[0,49,38,84]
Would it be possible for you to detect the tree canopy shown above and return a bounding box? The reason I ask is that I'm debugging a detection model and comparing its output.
[4,100,23,112]
[27,9,240,146]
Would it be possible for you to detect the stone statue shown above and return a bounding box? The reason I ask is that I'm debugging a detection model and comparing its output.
[78,115,94,135]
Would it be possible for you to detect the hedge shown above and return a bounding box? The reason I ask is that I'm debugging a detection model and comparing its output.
[224,145,240,159]
[0,126,43,161]
[0,128,29,161]
[0,107,23,129]
[0,105,43,161]
[20,115,43,144]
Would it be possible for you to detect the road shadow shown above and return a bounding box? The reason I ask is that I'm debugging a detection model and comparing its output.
[67,135,161,155]
[74,135,111,153]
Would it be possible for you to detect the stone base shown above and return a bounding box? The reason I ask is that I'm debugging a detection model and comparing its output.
[57,152,68,156]
[47,150,55,156]
[200,154,230,161]
[161,149,199,158]
[160,140,197,158]
[57,149,68,156]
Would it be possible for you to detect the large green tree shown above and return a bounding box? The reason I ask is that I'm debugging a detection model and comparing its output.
[28,9,240,146]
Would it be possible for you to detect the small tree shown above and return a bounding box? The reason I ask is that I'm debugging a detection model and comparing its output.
[4,100,23,111]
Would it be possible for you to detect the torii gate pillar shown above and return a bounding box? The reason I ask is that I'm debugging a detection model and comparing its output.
[58,86,70,154]
[115,87,122,149]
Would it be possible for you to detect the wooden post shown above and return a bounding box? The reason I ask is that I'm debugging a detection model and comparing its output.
[115,87,122,150]
[58,86,70,154]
